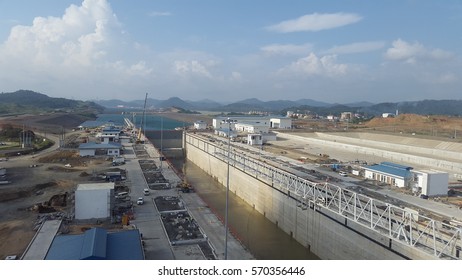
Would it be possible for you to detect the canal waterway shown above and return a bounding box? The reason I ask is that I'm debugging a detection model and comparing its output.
[170,157,319,260]
[94,113,314,259]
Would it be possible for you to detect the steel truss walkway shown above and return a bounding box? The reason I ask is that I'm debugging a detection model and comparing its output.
[186,134,462,259]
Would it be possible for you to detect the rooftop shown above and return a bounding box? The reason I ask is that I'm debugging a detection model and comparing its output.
[79,142,122,149]
[77,182,115,191]
[45,227,144,260]
[364,162,413,178]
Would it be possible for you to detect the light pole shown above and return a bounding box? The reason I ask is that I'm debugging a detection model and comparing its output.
[224,118,231,260]
[160,116,163,170]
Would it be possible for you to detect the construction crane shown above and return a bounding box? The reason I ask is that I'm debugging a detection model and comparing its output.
[136,93,148,143]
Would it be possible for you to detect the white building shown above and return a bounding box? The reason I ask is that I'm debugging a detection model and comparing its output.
[247,134,263,146]
[340,112,353,120]
[100,126,121,143]
[75,183,115,220]
[215,128,238,138]
[382,113,395,118]
[327,115,338,121]
[79,142,122,157]
[234,122,269,134]
[413,170,449,196]
[270,117,292,129]
[194,120,207,130]
[363,162,413,188]
[213,116,263,130]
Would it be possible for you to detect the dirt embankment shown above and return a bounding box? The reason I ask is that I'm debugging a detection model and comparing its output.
[359,114,462,139]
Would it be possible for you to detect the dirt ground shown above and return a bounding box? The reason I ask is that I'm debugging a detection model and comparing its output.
[0,113,115,259]
[1,112,462,259]
[0,149,114,259]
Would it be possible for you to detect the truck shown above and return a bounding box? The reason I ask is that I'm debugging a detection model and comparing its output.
[112,156,125,166]
[105,171,125,182]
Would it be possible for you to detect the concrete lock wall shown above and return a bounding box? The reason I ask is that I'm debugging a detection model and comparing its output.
[185,134,436,260]
[278,132,462,179]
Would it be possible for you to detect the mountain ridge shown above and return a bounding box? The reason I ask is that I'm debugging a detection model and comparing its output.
[2,90,461,117]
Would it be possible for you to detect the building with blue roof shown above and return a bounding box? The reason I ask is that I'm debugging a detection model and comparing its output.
[79,141,122,157]
[363,162,413,188]
[45,227,144,260]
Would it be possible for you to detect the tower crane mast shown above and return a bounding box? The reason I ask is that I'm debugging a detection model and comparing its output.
[137,93,148,143]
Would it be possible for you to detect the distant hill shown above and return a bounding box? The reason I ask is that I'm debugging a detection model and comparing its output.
[158,97,194,110]
[361,100,462,116]
[0,90,104,115]
[296,98,332,107]
[93,95,462,117]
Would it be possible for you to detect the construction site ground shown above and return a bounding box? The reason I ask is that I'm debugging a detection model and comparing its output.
[2,112,462,259]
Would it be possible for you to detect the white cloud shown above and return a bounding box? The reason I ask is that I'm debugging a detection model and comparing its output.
[0,0,164,100]
[385,39,453,63]
[173,60,213,78]
[266,13,362,33]
[127,61,153,76]
[278,53,348,77]
[261,43,313,56]
[1,0,121,68]
[323,41,385,54]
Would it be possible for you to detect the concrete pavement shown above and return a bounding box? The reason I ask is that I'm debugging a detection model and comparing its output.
[123,140,253,260]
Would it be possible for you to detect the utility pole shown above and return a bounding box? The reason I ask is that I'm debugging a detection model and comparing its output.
[224,118,231,260]
[160,116,163,170]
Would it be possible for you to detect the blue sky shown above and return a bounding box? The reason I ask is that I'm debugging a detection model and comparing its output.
[0,0,461,103]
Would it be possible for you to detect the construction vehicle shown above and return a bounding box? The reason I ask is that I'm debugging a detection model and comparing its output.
[177,181,194,193]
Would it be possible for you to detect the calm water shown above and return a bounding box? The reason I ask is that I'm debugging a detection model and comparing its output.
[96,113,190,131]
[172,158,319,260]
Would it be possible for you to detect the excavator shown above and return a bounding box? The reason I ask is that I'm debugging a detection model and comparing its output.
[177,181,194,193]
[177,164,194,193]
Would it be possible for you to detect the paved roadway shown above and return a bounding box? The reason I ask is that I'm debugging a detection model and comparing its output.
[123,141,253,260]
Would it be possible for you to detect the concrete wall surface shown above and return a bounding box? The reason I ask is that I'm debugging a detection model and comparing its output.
[277,132,462,179]
[185,133,437,260]
[75,189,111,219]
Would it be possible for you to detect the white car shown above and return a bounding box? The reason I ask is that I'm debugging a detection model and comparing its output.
[339,171,348,177]
[136,197,144,205]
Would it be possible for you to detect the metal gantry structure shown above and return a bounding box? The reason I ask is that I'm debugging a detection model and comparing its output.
[186,133,462,259]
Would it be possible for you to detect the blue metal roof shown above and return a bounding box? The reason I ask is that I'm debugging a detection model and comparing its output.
[81,227,107,260]
[45,228,144,260]
[380,162,413,170]
[364,162,413,178]
[79,142,122,149]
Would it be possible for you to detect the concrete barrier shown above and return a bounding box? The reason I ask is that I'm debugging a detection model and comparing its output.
[185,133,436,260]
[278,132,462,180]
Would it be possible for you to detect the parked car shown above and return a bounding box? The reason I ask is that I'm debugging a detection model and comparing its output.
[137,197,144,205]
